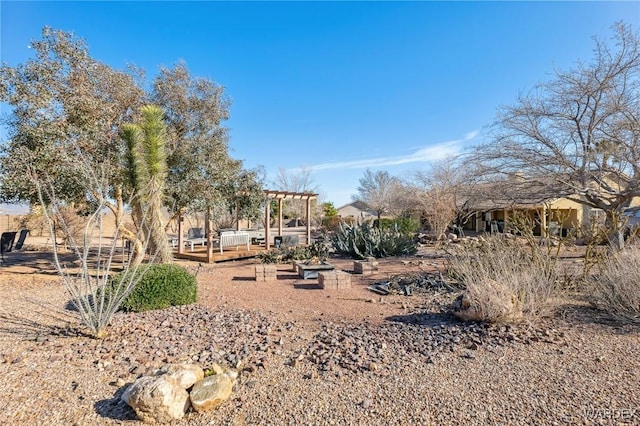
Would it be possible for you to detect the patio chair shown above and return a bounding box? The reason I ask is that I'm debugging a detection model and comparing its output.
[187,228,205,240]
[185,227,207,252]
[1,231,17,261]
[14,229,29,250]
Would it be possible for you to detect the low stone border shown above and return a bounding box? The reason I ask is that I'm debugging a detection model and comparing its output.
[255,265,277,282]
[318,271,351,290]
[353,260,377,275]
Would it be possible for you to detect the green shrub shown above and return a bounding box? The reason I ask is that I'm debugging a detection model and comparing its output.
[114,263,198,312]
[330,222,417,259]
[373,217,420,236]
[257,247,290,264]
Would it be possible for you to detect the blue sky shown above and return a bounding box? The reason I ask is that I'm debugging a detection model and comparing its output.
[1,1,639,213]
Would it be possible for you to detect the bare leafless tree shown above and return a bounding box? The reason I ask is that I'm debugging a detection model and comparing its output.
[274,166,319,224]
[474,22,640,249]
[353,169,402,223]
[275,166,316,193]
[402,157,481,239]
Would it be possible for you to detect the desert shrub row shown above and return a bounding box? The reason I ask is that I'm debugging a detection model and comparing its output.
[447,235,561,322]
[589,243,640,323]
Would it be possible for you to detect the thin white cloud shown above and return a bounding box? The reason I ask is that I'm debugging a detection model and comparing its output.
[309,131,478,172]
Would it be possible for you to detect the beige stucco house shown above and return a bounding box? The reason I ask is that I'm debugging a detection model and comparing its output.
[460,175,640,237]
[336,201,376,224]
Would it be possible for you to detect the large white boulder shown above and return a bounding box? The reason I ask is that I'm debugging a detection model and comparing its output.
[121,375,190,423]
[157,363,204,389]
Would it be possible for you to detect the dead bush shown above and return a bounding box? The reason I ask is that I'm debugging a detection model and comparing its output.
[590,245,640,323]
[453,278,523,323]
[448,235,561,322]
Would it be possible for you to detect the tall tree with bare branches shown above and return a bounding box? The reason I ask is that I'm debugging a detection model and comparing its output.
[401,157,481,239]
[353,169,401,224]
[474,22,640,248]
[274,166,318,223]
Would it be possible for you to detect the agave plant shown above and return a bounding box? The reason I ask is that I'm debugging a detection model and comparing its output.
[330,221,417,259]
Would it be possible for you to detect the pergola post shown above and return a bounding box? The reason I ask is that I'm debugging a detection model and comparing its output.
[306,197,312,245]
[278,198,283,239]
[504,209,509,234]
[177,215,184,254]
[236,200,241,231]
[206,206,213,262]
[265,201,271,250]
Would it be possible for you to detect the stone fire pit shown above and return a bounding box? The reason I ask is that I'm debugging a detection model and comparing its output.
[295,261,335,279]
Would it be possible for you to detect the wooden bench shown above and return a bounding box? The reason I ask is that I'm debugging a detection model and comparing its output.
[219,232,250,253]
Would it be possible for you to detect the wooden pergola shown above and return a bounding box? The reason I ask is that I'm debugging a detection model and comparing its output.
[263,190,318,250]
[175,190,318,262]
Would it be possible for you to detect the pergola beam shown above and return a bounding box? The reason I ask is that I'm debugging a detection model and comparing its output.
[263,190,318,249]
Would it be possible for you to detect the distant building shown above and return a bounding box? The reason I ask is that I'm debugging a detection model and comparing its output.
[336,201,376,224]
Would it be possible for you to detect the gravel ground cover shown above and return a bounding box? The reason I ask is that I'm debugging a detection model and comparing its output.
[1,252,639,425]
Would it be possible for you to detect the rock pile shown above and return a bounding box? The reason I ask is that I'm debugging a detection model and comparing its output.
[102,304,284,370]
[301,316,565,374]
[369,271,459,296]
[121,362,237,423]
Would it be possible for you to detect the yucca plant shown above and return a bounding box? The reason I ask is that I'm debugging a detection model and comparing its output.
[121,105,172,264]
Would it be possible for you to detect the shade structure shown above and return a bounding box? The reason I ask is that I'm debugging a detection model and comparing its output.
[262,190,318,250]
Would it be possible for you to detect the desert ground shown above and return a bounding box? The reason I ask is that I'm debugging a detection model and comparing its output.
[0,240,639,425]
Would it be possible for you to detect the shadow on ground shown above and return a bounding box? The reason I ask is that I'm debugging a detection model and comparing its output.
[0,250,61,275]
[231,276,254,282]
[385,310,459,327]
[0,310,83,340]
[276,273,298,280]
[94,385,138,421]
[556,296,640,334]
[293,283,322,290]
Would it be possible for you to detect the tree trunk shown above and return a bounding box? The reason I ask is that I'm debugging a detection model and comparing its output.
[100,185,146,266]
[605,210,625,251]
[138,177,172,263]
